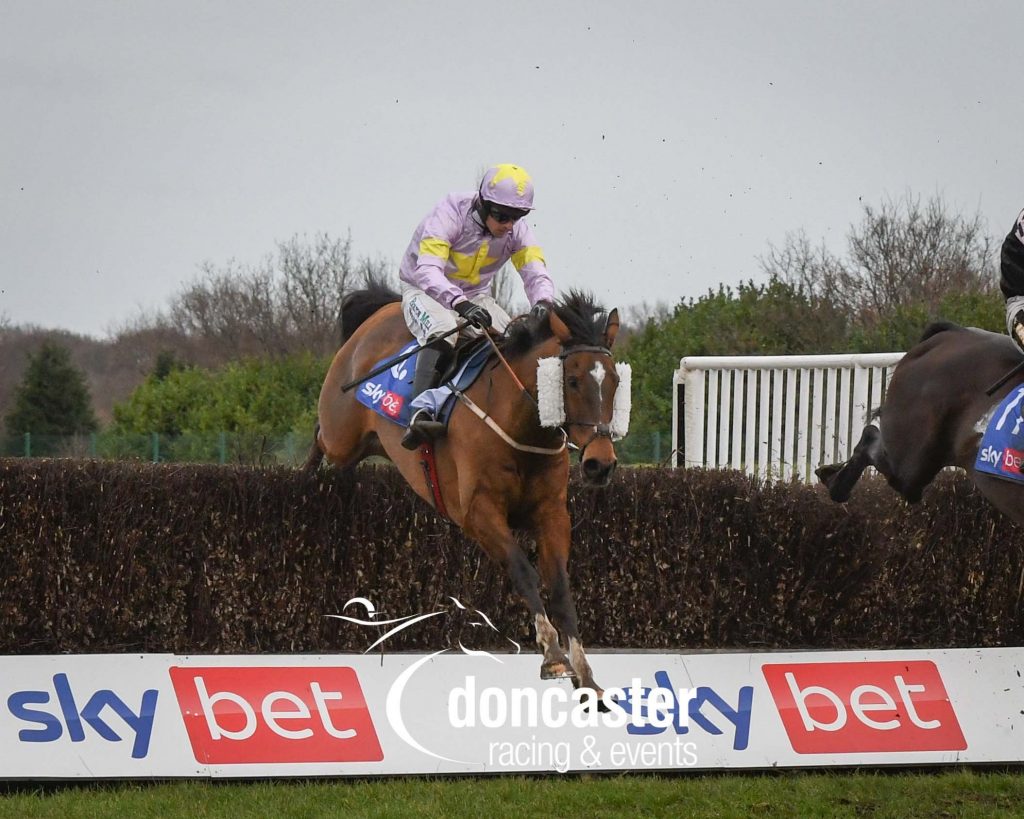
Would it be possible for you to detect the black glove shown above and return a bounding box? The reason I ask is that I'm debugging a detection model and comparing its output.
[529,300,553,321]
[454,300,492,330]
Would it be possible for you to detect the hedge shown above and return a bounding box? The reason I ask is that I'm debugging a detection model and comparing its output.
[0,458,1019,654]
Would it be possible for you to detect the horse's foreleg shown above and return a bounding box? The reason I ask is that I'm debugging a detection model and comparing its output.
[463,498,573,679]
[816,424,884,502]
[535,506,602,697]
[504,549,573,678]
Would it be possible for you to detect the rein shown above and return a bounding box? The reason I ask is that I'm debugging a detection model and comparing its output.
[455,391,567,455]
[472,334,614,454]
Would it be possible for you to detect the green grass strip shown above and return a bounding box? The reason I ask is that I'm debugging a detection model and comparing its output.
[2,770,1024,818]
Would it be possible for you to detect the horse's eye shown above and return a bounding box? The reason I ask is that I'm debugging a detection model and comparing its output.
[567,376,580,389]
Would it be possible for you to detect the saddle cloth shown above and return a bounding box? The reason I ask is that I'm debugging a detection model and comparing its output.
[354,340,492,427]
[975,385,1024,483]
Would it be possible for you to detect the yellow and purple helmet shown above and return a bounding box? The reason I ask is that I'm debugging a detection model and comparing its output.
[479,164,535,212]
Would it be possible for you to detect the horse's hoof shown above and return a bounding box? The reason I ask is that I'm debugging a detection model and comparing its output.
[540,660,576,680]
[815,464,853,502]
[578,686,613,713]
[815,463,839,485]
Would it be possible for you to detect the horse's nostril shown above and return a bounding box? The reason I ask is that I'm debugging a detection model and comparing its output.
[582,458,615,482]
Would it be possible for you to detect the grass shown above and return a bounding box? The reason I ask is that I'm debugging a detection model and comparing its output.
[2,770,1024,818]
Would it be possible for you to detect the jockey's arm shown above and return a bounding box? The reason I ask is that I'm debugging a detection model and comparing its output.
[401,199,466,308]
[510,220,555,307]
[1000,209,1024,300]
[1001,209,1024,352]
[407,242,463,308]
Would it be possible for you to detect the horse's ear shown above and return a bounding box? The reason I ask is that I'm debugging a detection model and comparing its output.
[604,309,620,348]
[549,309,572,343]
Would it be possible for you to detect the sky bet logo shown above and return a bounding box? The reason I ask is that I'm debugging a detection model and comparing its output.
[979,444,1024,473]
[360,381,404,418]
[617,670,753,750]
[7,673,158,759]
[169,666,383,764]
[762,661,966,753]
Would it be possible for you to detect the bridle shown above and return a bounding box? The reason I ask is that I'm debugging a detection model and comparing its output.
[457,335,617,456]
[555,344,616,451]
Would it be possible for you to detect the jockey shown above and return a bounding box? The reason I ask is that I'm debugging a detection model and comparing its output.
[398,163,555,450]
[1001,207,1024,355]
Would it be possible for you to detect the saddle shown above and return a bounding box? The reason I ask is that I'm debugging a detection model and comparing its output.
[354,335,493,427]
[440,335,490,382]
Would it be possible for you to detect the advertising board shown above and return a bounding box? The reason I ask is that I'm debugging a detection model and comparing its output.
[0,647,1020,778]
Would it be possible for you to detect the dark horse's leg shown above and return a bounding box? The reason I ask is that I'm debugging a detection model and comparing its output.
[462,495,574,679]
[817,421,936,504]
[816,424,890,502]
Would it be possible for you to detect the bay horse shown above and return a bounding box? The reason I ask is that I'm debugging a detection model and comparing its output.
[817,321,1024,527]
[306,280,627,695]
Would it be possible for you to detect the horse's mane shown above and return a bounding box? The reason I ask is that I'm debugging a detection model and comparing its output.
[340,275,401,341]
[918,320,964,343]
[340,280,610,354]
[500,290,609,358]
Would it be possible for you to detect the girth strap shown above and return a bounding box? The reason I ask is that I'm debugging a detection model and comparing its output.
[418,442,449,518]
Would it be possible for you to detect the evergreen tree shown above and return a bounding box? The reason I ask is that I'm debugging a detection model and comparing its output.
[4,341,98,436]
[151,349,185,381]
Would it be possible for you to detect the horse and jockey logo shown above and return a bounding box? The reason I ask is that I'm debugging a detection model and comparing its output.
[327,597,522,764]
[325,598,746,770]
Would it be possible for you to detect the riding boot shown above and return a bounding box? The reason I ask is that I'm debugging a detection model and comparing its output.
[401,344,448,450]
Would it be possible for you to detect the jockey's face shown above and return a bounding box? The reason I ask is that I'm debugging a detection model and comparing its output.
[484,204,526,238]
[484,212,515,237]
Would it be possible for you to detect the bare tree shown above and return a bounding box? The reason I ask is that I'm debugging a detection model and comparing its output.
[622,299,674,327]
[169,259,279,358]
[168,232,389,359]
[761,193,997,319]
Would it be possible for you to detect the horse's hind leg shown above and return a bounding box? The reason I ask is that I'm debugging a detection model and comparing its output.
[816,424,886,502]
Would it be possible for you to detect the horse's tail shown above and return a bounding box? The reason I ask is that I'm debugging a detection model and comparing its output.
[918,320,964,343]
[341,275,402,341]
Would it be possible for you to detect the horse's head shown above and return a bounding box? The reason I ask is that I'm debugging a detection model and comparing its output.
[534,295,631,487]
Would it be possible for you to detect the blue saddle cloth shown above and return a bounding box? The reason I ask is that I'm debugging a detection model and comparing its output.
[975,385,1024,483]
[354,341,493,427]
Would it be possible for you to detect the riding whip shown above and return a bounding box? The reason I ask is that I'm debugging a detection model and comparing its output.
[984,358,1024,396]
[340,321,472,393]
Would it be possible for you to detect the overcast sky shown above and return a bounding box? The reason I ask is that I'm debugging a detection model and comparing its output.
[2,1,1021,338]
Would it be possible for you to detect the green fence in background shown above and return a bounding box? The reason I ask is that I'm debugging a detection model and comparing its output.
[0,430,672,466]
[0,432,309,467]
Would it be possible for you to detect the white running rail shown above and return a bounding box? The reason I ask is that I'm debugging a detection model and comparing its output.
[672,352,905,482]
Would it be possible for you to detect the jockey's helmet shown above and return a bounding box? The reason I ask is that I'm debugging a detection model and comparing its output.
[479,164,535,212]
